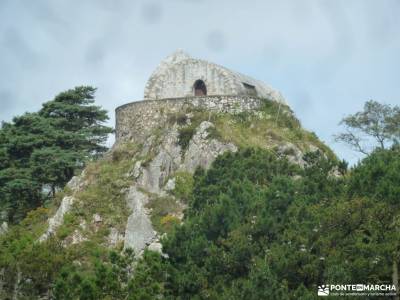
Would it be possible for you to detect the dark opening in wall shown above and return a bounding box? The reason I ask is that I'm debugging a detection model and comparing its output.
[194,80,207,96]
[242,82,257,96]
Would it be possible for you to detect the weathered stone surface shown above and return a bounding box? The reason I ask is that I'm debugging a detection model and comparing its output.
[123,121,238,255]
[144,50,286,103]
[329,167,342,178]
[39,174,86,242]
[131,161,142,179]
[135,121,237,194]
[107,228,124,247]
[117,50,288,143]
[137,127,181,194]
[276,142,306,167]
[116,95,264,143]
[66,173,86,192]
[308,144,320,153]
[92,213,102,223]
[39,196,75,242]
[147,241,163,253]
[123,186,155,254]
[164,178,176,191]
[182,121,237,173]
[0,222,8,235]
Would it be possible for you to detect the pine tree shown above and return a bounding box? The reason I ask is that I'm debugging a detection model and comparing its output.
[0,86,112,223]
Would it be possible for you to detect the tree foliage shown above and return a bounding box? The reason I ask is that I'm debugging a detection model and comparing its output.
[335,100,400,154]
[132,147,400,299]
[1,145,400,298]
[0,86,112,223]
[1,96,400,298]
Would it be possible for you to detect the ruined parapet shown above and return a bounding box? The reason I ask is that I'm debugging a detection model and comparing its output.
[116,50,289,144]
[115,95,264,143]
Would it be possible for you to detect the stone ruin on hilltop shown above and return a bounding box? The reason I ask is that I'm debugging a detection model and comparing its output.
[115,50,287,143]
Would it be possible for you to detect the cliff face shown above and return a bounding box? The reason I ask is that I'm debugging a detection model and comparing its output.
[42,98,334,256]
[41,119,238,256]
[0,98,336,298]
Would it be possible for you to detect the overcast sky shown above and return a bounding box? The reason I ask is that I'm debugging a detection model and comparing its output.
[1,0,399,165]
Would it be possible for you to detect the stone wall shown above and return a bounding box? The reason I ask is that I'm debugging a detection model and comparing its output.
[144,58,237,99]
[115,95,263,143]
[143,51,287,104]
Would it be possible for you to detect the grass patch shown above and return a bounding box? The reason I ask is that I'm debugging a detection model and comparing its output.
[146,196,182,234]
[53,142,141,245]
[168,111,189,126]
[208,99,336,160]
[206,125,222,140]
[177,124,197,151]
[172,172,194,203]
[167,99,335,161]
[174,108,222,152]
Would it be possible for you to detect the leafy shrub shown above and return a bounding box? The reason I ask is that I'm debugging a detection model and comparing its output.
[147,196,182,234]
[160,215,180,232]
[178,125,197,151]
[173,172,194,202]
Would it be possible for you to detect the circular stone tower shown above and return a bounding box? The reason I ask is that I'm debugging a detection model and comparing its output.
[115,50,288,143]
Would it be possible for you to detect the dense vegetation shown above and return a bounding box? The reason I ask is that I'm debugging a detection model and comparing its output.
[126,146,400,299]
[0,86,112,224]
[1,94,399,299]
[1,144,399,299]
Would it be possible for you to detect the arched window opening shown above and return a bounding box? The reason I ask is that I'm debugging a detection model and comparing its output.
[242,82,257,96]
[194,80,207,96]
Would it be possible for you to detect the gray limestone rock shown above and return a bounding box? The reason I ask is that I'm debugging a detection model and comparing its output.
[66,172,86,192]
[107,228,124,247]
[122,122,237,256]
[131,161,142,179]
[148,241,163,253]
[137,127,181,194]
[0,222,8,235]
[39,196,75,242]
[182,121,237,173]
[123,186,155,254]
[39,173,86,242]
[92,213,102,223]
[277,142,306,167]
[164,178,176,191]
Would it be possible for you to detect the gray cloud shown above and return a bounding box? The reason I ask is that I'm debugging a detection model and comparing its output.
[205,31,227,52]
[0,0,399,164]
[141,2,163,24]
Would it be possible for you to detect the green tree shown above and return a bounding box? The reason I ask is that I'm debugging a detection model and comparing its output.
[39,86,111,156]
[335,100,400,154]
[347,146,400,293]
[0,86,112,223]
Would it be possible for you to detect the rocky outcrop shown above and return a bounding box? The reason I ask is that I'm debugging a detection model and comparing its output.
[42,117,313,257]
[0,222,8,236]
[183,121,237,173]
[123,187,155,254]
[39,174,86,242]
[107,228,124,247]
[122,121,237,255]
[137,127,181,194]
[276,142,306,167]
[39,196,75,242]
